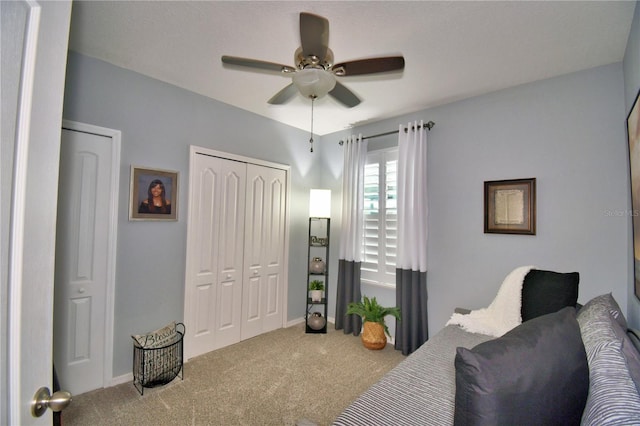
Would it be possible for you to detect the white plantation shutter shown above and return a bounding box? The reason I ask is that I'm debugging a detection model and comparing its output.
[385,156,397,273]
[362,148,398,287]
[363,160,379,266]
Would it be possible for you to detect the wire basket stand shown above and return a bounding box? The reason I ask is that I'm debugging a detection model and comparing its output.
[132,322,185,395]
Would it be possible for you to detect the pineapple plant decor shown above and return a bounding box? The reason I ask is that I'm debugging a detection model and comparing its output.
[346,296,401,350]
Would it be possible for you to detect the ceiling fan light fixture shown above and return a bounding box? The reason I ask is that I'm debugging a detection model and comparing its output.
[292,68,336,99]
[222,13,401,108]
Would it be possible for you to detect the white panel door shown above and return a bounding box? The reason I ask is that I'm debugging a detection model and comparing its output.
[186,154,221,358]
[214,159,246,349]
[241,171,265,340]
[261,167,287,332]
[3,1,71,424]
[185,154,245,358]
[241,165,286,340]
[53,129,113,395]
[184,148,289,359]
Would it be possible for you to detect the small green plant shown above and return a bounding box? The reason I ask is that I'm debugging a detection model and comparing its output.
[346,296,401,337]
[309,280,325,291]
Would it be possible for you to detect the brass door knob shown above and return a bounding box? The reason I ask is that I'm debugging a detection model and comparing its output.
[31,387,72,417]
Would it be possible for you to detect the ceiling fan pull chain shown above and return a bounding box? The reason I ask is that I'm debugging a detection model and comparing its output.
[309,96,315,152]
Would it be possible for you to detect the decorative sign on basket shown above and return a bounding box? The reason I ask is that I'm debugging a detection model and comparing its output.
[132,321,178,348]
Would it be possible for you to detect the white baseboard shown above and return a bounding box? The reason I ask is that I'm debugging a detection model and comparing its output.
[287,316,336,328]
[109,372,133,387]
[286,317,306,327]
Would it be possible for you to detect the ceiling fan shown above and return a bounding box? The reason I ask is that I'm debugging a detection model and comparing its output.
[221,12,405,108]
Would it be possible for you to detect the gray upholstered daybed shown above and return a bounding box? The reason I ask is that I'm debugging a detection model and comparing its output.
[334,269,640,426]
[334,323,493,425]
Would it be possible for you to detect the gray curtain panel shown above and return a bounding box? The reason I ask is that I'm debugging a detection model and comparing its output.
[335,259,362,335]
[395,121,429,355]
[395,268,429,355]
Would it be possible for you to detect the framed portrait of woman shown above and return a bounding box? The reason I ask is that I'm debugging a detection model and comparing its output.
[129,166,178,221]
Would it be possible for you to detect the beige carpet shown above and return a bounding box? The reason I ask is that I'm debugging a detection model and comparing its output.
[62,322,406,426]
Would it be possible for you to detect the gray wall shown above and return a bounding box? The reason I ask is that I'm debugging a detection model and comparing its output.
[64,9,640,377]
[624,1,640,330]
[323,62,632,335]
[63,52,318,378]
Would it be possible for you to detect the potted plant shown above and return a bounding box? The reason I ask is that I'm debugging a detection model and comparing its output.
[309,280,325,302]
[346,296,401,350]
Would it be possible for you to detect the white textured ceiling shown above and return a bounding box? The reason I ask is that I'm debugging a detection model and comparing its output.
[68,1,635,135]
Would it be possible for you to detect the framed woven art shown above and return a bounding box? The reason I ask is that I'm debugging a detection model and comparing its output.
[484,178,536,235]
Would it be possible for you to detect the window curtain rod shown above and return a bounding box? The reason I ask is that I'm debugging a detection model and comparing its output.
[338,120,435,146]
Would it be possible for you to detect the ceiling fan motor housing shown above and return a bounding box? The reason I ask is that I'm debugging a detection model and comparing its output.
[295,46,334,70]
[292,68,336,99]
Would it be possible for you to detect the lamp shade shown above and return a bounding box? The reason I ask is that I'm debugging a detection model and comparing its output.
[293,69,336,99]
[309,189,331,217]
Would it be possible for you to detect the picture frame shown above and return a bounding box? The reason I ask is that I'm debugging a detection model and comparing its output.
[626,88,640,300]
[129,166,178,221]
[484,178,536,235]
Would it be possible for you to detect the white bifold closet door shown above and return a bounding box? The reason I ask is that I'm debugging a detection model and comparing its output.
[241,164,287,340]
[185,153,287,359]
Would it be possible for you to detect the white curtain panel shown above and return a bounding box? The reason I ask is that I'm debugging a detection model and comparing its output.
[336,134,367,334]
[339,134,367,261]
[397,120,428,271]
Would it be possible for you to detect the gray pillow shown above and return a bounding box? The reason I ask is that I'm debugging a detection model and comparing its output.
[577,297,640,425]
[578,292,628,330]
[521,269,579,321]
[610,315,640,395]
[454,307,588,426]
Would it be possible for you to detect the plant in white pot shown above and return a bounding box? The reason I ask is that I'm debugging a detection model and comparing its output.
[309,280,325,302]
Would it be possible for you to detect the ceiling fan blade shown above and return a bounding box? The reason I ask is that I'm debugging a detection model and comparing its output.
[329,81,361,108]
[332,56,405,76]
[267,83,298,105]
[300,12,329,63]
[221,56,296,74]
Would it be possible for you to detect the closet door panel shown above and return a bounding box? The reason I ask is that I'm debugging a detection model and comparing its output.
[246,176,265,267]
[246,276,261,321]
[217,281,235,327]
[195,284,214,334]
[218,167,245,276]
[186,156,221,357]
[266,175,285,267]
[194,168,217,286]
[262,168,287,332]
[213,160,246,349]
[265,273,279,315]
[242,165,286,339]
[186,149,288,358]
[241,174,265,340]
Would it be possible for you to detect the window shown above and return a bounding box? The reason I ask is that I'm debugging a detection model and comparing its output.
[362,148,397,287]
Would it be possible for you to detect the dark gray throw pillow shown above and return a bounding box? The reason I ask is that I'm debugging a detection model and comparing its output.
[521,269,579,321]
[454,307,589,426]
